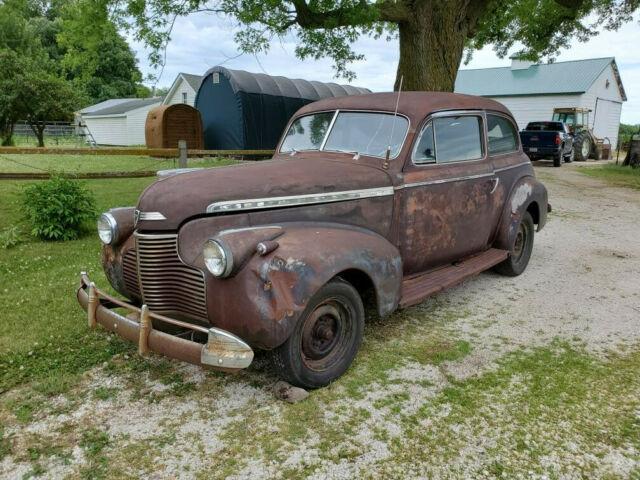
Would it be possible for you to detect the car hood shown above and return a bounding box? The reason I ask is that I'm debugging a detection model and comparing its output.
[136,157,392,230]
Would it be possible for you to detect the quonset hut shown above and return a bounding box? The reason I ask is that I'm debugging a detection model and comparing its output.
[194,67,370,150]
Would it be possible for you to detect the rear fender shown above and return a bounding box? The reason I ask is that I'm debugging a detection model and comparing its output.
[494,176,548,251]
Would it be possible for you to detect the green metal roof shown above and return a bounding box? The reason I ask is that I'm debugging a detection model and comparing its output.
[455,57,616,98]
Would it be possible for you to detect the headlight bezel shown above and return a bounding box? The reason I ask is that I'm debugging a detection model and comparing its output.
[203,238,234,278]
[97,212,118,245]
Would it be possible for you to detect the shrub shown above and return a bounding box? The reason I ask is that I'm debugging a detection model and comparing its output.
[22,175,97,241]
[0,225,21,249]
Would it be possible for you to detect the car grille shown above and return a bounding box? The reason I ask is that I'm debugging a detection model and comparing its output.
[135,233,208,322]
[122,249,140,297]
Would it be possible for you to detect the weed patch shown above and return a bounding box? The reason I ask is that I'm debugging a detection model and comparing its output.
[579,163,640,189]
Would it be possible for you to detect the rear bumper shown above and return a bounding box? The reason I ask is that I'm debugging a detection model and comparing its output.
[76,273,253,370]
[525,146,561,158]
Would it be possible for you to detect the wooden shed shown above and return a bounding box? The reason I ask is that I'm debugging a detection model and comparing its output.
[145,104,204,149]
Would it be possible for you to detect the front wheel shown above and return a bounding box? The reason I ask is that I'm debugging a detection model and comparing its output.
[270,278,364,389]
[494,212,535,277]
[564,149,574,163]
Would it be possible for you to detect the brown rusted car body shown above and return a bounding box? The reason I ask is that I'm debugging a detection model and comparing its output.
[78,92,548,378]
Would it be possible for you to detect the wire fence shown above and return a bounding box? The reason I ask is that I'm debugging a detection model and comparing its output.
[13,121,84,147]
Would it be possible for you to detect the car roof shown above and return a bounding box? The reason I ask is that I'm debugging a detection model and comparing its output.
[295,92,513,123]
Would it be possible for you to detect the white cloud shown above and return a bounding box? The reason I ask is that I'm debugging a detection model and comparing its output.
[130,12,640,124]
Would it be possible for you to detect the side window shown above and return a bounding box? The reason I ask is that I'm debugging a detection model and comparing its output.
[487,114,519,155]
[433,116,483,163]
[412,122,436,164]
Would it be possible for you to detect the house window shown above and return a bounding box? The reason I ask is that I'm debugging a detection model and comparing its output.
[182,92,188,104]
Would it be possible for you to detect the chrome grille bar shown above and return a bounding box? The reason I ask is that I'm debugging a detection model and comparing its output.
[122,249,140,297]
[135,233,208,322]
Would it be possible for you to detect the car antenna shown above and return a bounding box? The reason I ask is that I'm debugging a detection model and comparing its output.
[383,76,403,170]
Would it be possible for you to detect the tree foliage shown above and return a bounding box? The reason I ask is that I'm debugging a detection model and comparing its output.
[0,0,150,145]
[109,0,639,91]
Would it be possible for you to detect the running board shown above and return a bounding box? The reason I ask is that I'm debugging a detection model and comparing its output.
[399,248,509,308]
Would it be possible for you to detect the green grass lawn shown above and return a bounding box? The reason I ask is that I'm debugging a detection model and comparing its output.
[0,176,156,392]
[0,154,239,174]
[578,163,640,189]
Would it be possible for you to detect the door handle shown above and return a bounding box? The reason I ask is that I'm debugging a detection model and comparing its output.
[489,177,499,194]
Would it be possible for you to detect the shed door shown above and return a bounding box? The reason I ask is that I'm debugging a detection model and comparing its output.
[592,98,620,143]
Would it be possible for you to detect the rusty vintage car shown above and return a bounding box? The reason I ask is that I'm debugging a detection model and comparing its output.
[77,92,548,388]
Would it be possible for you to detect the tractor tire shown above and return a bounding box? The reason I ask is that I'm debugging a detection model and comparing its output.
[573,133,591,162]
[593,146,603,161]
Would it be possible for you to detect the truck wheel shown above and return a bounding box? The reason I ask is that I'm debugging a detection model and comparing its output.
[494,212,535,277]
[573,133,591,162]
[564,149,574,163]
[553,152,563,167]
[270,278,364,389]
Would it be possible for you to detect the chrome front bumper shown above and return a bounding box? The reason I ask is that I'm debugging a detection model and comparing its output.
[76,273,254,370]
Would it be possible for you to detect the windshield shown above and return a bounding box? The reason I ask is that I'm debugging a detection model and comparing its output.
[280,111,409,159]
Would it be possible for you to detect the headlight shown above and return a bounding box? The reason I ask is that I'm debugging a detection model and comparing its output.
[203,239,233,277]
[97,213,118,245]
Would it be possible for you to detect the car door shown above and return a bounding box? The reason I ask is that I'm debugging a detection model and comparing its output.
[398,111,499,275]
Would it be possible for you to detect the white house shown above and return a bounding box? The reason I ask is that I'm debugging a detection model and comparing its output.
[455,57,627,147]
[78,97,163,146]
[162,73,202,106]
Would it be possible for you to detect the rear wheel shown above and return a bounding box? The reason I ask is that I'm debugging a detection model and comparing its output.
[573,133,591,162]
[553,151,563,167]
[494,212,535,277]
[270,278,364,389]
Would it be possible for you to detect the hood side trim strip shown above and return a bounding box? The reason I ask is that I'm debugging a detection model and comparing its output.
[206,186,394,213]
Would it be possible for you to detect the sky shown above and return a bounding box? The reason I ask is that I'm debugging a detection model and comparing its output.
[129,12,640,124]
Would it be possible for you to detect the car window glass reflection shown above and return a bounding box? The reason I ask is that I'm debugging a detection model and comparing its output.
[434,116,483,162]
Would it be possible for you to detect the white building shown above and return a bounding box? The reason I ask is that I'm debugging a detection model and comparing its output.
[455,57,627,147]
[78,97,163,146]
[162,73,202,106]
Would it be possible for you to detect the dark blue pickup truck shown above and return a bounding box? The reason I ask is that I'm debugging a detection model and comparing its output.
[520,121,574,167]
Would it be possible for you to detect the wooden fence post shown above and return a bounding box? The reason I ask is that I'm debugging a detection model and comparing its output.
[178,140,187,168]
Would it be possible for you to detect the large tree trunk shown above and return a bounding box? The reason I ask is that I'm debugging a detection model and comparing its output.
[393,1,485,92]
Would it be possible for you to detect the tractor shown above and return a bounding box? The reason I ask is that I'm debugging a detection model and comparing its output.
[552,108,603,162]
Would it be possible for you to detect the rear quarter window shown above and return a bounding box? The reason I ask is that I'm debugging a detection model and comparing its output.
[487,115,519,154]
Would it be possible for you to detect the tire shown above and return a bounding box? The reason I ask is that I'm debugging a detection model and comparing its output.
[564,149,574,163]
[553,151,563,167]
[573,133,591,162]
[593,146,602,161]
[269,278,364,389]
[494,212,535,277]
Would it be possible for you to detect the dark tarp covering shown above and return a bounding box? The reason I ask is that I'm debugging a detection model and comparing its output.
[195,67,370,150]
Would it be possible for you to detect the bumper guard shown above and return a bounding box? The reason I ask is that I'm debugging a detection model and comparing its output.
[76,273,254,370]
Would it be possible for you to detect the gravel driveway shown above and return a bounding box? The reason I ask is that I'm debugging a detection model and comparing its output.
[2,163,639,480]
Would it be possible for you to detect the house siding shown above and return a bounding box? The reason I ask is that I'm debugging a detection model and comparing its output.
[83,116,128,146]
[165,78,197,106]
[487,64,623,149]
[488,94,583,131]
[579,66,624,147]
[82,101,161,146]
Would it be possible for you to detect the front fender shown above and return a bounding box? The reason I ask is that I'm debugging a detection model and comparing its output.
[183,222,402,349]
[494,176,548,251]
